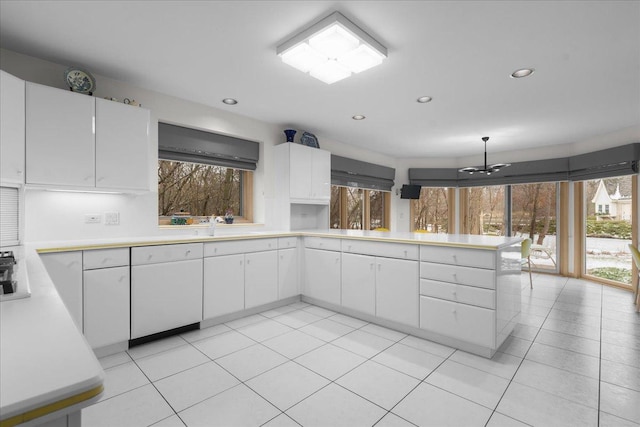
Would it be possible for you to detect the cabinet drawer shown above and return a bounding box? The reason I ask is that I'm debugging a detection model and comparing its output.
[278,237,298,249]
[420,261,495,289]
[420,279,495,309]
[342,239,419,260]
[304,236,341,251]
[420,246,495,269]
[131,243,203,265]
[204,238,277,257]
[420,296,495,348]
[83,248,129,270]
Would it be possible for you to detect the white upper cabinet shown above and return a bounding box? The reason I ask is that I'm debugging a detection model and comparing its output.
[25,82,150,191]
[95,98,149,190]
[0,70,25,184]
[26,82,95,187]
[283,143,331,203]
[292,144,331,202]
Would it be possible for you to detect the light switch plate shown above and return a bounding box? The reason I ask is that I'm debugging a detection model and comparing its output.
[105,212,120,225]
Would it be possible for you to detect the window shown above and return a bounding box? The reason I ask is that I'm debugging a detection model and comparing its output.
[411,187,451,233]
[511,183,558,271]
[461,186,506,235]
[330,185,390,230]
[583,175,634,286]
[158,160,252,225]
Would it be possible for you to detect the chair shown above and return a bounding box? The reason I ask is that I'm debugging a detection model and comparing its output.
[522,238,533,289]
[628,244,640,309]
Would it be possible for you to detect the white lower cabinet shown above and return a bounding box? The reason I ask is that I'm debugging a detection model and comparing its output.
[341,253,418,326]
[83,266,130,348]
[278,248,298,299]
[203,254,244,318]
[203,239,280,320]
[304,248,341,305]
[40,252,83,331]
[131,244,203,339]
[245,251,278,308]
[376,257,419,327]
[420,296,495,348]
[341,253,376,315]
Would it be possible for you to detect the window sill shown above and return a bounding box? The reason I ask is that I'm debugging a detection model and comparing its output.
[158,222,264,230]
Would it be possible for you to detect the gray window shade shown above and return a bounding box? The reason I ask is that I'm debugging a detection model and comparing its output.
[331,155,395,191]
[456,157,570,187]
[409,143,639,188]
[0,186,19,245]
[158,123,259,170]
[568,143,639,181]
[408,168,458,187]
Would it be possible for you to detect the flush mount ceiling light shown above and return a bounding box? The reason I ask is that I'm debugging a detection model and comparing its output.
[352,114,366,120]
[417,96,433,103]
[222,98,238,105]
[277,11,387,84]
[510,68,535,78]
[458,137,511,176]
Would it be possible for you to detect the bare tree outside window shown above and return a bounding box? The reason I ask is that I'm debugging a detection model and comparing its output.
[369,190,385,229]
[465,186,505,235]
[346,187,364,229]
[412,187,449,233]
[158,160,242,224]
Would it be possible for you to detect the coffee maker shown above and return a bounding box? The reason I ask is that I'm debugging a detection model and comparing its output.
[0,251,16,294]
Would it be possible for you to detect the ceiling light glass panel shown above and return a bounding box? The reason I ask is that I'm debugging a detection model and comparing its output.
[309,24,359,58]
[281,43,327,73]
[339,44,385,73]
[310,59,352,84]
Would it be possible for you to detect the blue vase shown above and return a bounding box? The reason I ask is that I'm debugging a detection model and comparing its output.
[284,129,297,142]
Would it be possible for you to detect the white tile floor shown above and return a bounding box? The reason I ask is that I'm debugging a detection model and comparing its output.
[82,274,640,427]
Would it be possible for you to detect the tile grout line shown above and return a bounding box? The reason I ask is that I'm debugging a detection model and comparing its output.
[483,275,568,427]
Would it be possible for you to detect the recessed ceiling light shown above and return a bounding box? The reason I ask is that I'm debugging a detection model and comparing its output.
[417,96,433,103]
[222,98,238,105]
[352,115,366,120]
[510,68,534,78]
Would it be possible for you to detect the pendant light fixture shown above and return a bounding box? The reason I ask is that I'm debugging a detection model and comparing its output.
[458,137,511,175]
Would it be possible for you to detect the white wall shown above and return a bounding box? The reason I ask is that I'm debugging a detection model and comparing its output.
[0,48,397,241]
[2,47,637,239]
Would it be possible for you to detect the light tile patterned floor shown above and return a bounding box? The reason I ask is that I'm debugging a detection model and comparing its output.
[82,274,640,426]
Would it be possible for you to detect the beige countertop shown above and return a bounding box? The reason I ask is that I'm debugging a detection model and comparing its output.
[34,229,522,253]
[0,245,104,426]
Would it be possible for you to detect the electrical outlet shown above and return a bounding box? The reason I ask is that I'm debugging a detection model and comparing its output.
[85,214,101,224]
[104,212,120,225]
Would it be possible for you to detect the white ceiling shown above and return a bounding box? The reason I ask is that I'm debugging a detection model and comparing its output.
[1,1,638,159]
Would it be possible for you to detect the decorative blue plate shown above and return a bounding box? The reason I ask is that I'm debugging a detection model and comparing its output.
[301,131,319,148]
[64,66,96,94]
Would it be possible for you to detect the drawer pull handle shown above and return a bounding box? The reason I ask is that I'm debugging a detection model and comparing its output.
[370,263,375,269]
[118,275,125,283]
[452,309,457,314]
[102,258,111,264]
[404,250,408,257]
[247,260,250,265]
[452,291,457,296]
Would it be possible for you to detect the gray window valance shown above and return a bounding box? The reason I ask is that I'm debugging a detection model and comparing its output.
[159,122,259,170]
[331,155,395,191]
[409,143,638,188]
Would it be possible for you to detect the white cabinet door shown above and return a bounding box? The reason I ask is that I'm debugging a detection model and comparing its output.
[304,248,341,305]
[95,98,149,190]
[341,253,376,316]
[83,266,130,348]
[245,250,278,309]
[310,148,331,201]
[289,143,313,200]
[131,259,203,339]
[376,258,419,327]
[40,252,83,330]
[26,83,95,187]
[278,248,298,299]
[203,254,244,319]
[0,70,25,184]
